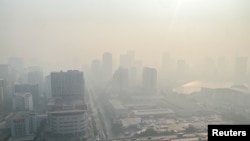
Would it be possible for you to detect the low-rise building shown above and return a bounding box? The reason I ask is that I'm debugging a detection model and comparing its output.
[46,97,88,140]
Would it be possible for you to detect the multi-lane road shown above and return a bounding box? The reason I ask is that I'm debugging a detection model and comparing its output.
[88,86,107,140]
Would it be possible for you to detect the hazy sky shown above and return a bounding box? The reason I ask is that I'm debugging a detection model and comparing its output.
[1,0,250,71]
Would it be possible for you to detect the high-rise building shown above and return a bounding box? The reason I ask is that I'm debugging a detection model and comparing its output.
[234,57,248,84]
[112,67,129,93]
[10,112,37,140]
[91,59,102,85]
[50,70,84,98]
[13,92,33,111]
[102,52,113,81]
[15,84,39,110]
[142,67,157,94]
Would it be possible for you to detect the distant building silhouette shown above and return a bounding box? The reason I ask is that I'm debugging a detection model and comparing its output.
[102,52,113,81]
[142,67,157,94]
[91,59,102,85]
[120,51,135,69]
[112,67,129,93]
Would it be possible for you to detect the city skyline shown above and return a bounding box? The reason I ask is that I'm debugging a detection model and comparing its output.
[1,1,250,141]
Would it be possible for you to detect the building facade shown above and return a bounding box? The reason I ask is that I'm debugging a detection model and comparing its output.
[13,93,33,111]
[47,98,88,140]
[50,70,84,98]
[10,112,37,138]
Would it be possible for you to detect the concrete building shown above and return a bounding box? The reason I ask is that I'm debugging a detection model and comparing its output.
[47,98,88,140]
[50,70,84,98]
[13,93,33,111]
[14,84,39,110]
[142,67,157,94]
[9,112,37,141]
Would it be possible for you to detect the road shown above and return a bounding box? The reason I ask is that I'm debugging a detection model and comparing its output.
[88,87,107,140]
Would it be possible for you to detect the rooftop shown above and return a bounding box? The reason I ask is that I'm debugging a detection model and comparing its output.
[9,135,35,141]
[48,97,87,112]
[12,112,35,119]
[109,99,126,110]
[133,108,175,116]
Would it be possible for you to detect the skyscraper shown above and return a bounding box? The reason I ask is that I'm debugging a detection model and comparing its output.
[142,67,157,94]
[102,52,113,81]
[91,59,102,85]
[48,70,87,141]
[112,67,129,93]
[50,70,84,98]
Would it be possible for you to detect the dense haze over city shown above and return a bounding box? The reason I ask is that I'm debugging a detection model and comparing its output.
[1,1,250,141]
[1,0,250,72]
